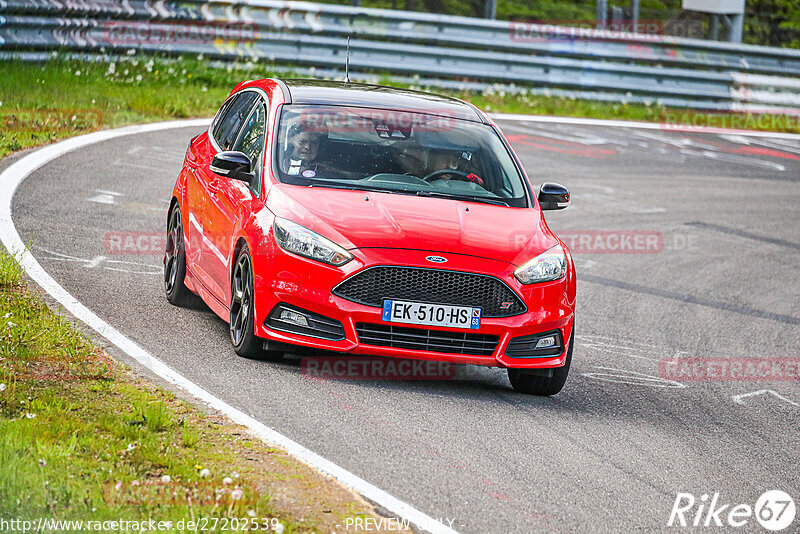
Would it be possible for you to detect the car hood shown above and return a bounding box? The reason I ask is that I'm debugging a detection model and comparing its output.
[266,184,559,266]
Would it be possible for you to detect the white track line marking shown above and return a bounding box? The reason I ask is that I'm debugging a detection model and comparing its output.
[0,120,458,534]
[491,113,800,140]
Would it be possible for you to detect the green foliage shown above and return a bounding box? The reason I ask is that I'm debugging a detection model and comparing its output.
[0,282,294,527]
[745,0,800,47]
[0,249,24,287]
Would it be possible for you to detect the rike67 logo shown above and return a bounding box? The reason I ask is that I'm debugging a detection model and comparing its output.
[668,491,796,531]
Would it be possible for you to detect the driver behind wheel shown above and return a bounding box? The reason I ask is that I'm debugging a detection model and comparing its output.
[282,118,329,178]
[426,148,484,186]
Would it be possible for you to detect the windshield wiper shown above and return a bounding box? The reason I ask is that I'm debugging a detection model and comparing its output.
[415,190,509,206]
[308,183,404,194]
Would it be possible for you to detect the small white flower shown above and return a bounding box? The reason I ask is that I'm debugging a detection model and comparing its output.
[38,458,46,467]
[70,115,76,122]
[75,70,81,77]
[8,321,17,328]
[25,412,36,419]
[222,476,232,485]
[274,523,284,534]
[247,510,256,517]
[135,74,142,82]
[3,312,11,318]
[230,488,243,500]
[199,468,210,478]
[126,443,136,451]
[232,471,240,479]
[91,99,96,104]
[114,481,122,491]
[127,49,136,56]
[202,86,208,92]
[161,475,171,483]
[0,384,6,392]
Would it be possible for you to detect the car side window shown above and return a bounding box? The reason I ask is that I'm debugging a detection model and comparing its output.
[212,92,258,151]
[232,100,268,195]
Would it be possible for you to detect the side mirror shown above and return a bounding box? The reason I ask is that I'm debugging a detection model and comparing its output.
[210,151,254,185]
[538,182,570,210]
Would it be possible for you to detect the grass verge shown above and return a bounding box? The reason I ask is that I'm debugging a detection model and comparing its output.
[0,248,407,532]
[2,54,797,159]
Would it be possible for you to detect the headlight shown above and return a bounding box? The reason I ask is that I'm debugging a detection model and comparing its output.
[273,217,353,266]
[514,244,567,284]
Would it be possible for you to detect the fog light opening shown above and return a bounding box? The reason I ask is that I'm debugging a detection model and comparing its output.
[279,309,309,328]
[266,304,346,340]
[505,330,564,358]
[534,335,557,349]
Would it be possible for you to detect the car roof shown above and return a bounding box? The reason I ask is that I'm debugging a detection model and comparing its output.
[278,79,486,123]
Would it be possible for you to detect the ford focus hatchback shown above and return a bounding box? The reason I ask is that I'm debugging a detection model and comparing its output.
[165,79,575,395]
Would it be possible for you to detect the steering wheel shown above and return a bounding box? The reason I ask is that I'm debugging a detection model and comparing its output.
[422,169,472,182]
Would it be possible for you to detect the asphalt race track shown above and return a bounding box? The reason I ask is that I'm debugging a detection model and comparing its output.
[8,118,800,533]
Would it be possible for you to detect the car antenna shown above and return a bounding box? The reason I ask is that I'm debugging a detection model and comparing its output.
[345,36,351,84]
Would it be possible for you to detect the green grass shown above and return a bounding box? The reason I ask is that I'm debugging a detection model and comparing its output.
[2,54,797,160]
[0,248,404,532]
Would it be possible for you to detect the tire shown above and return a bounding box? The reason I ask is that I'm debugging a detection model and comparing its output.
[164,204,192,306]
[507,323,574,396]
[229,243,282,360]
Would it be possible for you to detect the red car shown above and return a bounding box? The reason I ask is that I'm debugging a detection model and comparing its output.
[164,79,575,395]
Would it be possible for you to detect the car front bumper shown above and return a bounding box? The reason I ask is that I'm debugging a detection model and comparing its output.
[251,245,575,369]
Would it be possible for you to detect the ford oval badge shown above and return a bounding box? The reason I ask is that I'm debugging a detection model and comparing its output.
[426,256,448,263]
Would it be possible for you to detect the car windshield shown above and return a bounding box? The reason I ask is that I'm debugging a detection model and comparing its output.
[274,105,529,207]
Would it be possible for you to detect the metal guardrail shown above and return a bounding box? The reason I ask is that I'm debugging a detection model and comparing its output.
[1,0,800,111]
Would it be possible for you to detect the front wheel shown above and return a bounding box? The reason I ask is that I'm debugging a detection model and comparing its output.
[229,244,282,360]
[507,323,573,396]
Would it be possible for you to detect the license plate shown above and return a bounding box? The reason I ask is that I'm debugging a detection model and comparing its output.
[382,300,481,329]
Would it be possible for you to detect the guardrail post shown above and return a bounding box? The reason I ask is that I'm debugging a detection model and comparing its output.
[596,0,608,29]
[484,0,496,20]
[611,6,623,28]
[710,15,720,40]
[728,13,743,43]
[630,0,639,31]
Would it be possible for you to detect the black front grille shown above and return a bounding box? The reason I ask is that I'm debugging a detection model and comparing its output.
[333,267,526,317]
[355,322,499,356]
